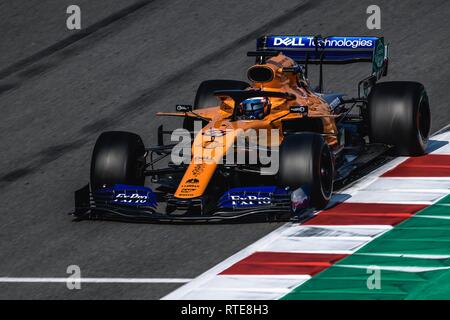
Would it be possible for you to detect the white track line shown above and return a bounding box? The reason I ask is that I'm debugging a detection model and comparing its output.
[356,253,450,259]
[336,265,450,273]
[0,277,192,284]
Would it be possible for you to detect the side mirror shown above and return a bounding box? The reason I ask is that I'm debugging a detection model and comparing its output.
[176,104,193,112]
[290,105,308,116]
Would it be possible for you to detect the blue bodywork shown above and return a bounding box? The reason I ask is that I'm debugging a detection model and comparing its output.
[259,36,380,62]
[319,93,346,109]
[96,184,158,208]
[94,184,310,212]
[218,186,289,209]
[76,184,310,222]
[257,35,388,76]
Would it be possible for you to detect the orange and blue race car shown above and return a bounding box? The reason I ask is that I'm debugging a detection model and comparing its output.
[73,35,431,223]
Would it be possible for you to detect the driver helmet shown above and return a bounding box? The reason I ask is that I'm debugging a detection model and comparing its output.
[238,97,271,120]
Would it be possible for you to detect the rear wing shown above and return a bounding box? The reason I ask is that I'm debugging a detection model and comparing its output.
[257,35,388,79]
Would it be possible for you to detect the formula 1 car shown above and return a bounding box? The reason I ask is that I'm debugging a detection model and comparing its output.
[74,35,431,222]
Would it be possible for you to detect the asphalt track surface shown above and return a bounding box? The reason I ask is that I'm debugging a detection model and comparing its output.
[0,0,449,299]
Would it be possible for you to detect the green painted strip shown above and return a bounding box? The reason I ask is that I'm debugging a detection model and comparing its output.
[400,216,450,230]
[414,194,450,217]
[340,254,450,268]
[281,266,447,300]
[415,206,450,217]
[282,194,450,299]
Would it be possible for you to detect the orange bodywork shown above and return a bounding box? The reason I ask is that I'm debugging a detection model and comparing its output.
[156,53,338,199]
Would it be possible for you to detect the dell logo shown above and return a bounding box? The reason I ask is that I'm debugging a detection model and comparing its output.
[273,37,306,47]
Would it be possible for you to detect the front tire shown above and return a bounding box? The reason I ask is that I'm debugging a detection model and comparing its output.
[279,133,334,209]
[90,131,146,189]
[368,81,431,156]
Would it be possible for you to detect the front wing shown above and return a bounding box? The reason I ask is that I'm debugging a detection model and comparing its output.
[72,184,310,223]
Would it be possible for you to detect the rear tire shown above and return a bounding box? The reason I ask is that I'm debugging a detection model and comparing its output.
[90,131,146,189]
[279,133,334,209]
[368,81,431,156]
[184,79,249,131]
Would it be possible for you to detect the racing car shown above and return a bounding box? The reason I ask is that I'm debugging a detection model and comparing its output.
[74,35,431,222]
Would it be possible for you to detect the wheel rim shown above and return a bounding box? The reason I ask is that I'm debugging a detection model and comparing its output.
[319,146,333,199]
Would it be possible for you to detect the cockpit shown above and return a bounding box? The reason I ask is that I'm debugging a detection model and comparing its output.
[235,97,271,120]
